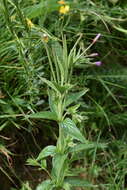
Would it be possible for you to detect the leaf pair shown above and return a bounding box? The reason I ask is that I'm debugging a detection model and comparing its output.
[27,88,89,121]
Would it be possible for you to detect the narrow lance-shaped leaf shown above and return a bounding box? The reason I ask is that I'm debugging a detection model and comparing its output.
[27,111,58,121]
[53,82,73,94]
[63,182,71,190]
[36,145,56,161]
[69,142,107,153]
[61,118,86,143]
[65,178,98,188]
[51,154,68,186]
[0,121,8,132]
[65,89,89,107]
[113,25,127,34]
[36,180,53,190]
[48,90,58,114]
[51,41,63,63]
[39,77,59,93]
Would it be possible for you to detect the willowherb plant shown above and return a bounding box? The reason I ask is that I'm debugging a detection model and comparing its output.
[27,35,106,190]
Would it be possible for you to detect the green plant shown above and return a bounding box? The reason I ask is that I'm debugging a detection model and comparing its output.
[26,35,106,190]
[1,0,127,189]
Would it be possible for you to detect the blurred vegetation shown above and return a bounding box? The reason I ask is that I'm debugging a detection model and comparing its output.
[0,0,127,189]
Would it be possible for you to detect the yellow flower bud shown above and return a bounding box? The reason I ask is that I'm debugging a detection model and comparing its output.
[59,5,70,14]
[26,18,34,28]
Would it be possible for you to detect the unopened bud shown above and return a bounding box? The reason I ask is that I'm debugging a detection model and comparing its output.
[92,33,101,44]
[89,53,99,57]
[95,61,102,66]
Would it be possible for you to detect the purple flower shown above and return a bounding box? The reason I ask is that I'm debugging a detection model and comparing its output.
[93,33,101,44]
[95,61,102,66]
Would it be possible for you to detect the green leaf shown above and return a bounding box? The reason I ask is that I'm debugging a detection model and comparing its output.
[65,178,98,188]
[24,3,44,19]
[63,182,71,190]
[36,145,56,161]
[0,99,7,104]
[23,0,59,19]
[48,90,58,114]
[65,89,89,107]
[61,118,86,143]
[20,181,32,190]
[26,158,40,167]
[0,121,8,132]
[52,41,63,63]
[27,111,58,121]
[108,0,119,5]
[39,77,60,93]
[52,154,68,186]
[36,180,53,190]
[113,25,127,34]
[69,142,107,153]
[40,159,47,170]
[26,158,47,170]
[53,82,73,94]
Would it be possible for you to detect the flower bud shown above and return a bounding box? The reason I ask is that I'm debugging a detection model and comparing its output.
[95,61,102,66]
[92,33,101,44]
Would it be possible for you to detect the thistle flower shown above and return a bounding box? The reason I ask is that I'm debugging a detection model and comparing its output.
[59,5,70,14]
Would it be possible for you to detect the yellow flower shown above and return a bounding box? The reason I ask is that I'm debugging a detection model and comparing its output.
[58,0,66,4]
[59,5,70,14]
[41,34,49,43]
[26,18,34,28]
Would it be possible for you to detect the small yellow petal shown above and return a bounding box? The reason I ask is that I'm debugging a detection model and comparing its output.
[64,5,70,12]
[26,18,34,28]
[59,5,70,14]
[58,0,66,5]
